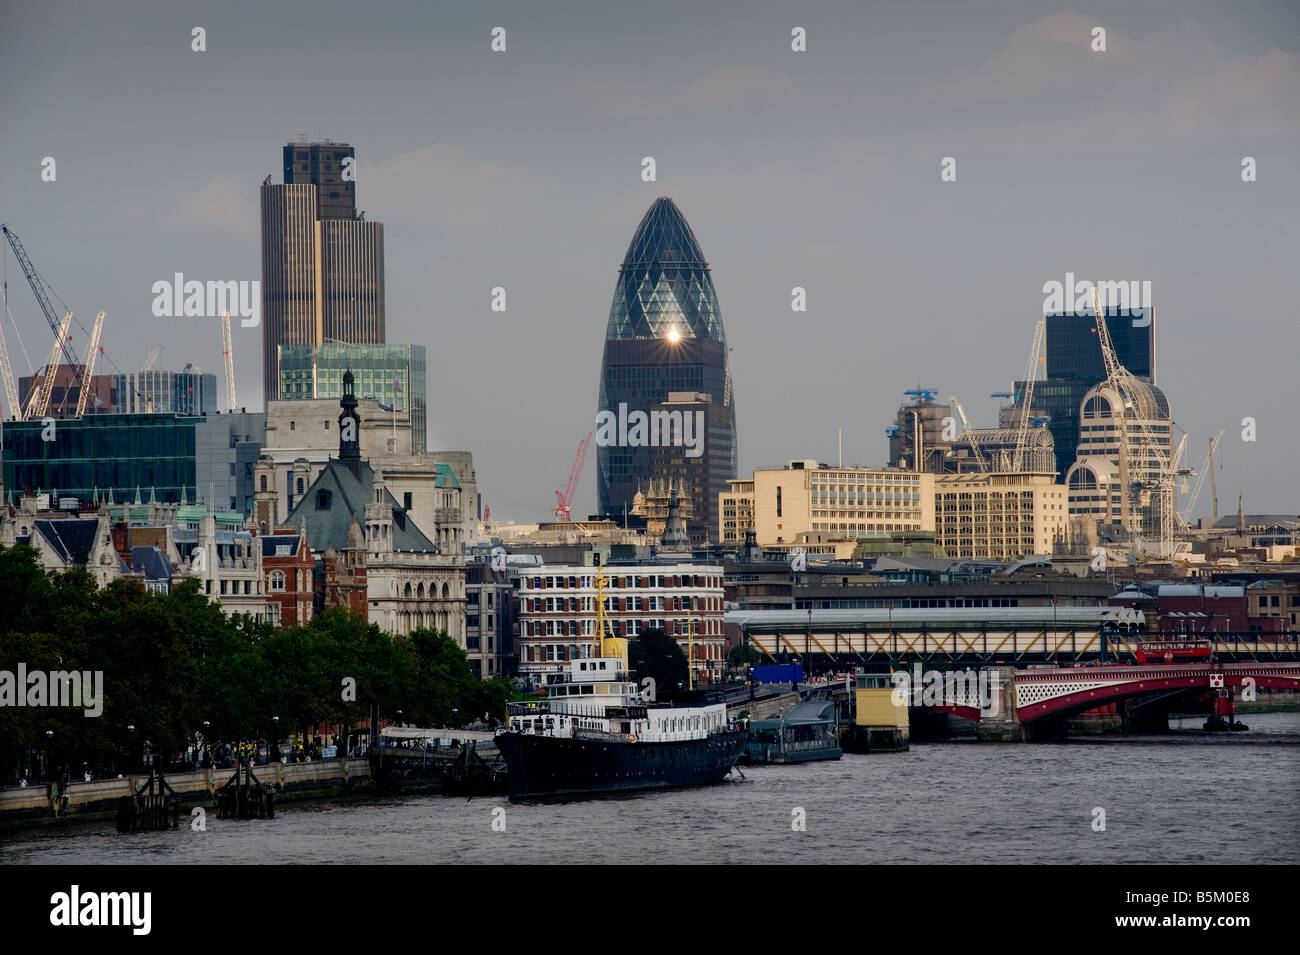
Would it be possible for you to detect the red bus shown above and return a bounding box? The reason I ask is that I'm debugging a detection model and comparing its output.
[1135,639,1212,665]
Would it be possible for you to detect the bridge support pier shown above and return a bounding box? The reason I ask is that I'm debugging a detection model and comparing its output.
[1119,702,1169,735]
[976,667,1023,742]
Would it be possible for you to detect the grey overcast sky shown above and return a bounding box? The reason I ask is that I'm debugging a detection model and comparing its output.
[1,0,1297,521]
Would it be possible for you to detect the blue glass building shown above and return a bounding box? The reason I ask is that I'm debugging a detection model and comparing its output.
[597,198,736,541]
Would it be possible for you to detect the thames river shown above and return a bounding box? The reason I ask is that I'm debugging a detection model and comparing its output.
[4,712,1298,865]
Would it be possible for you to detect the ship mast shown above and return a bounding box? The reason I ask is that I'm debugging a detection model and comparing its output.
[594,565,628,669]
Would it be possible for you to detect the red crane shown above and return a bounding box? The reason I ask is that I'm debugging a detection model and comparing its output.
[554,430,593,521]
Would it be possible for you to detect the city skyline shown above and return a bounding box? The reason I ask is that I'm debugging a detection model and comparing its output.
[0,1,1296,521]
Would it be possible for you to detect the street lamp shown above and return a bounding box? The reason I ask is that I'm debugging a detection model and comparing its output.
[271,717,279,762]
[44,730,53,783]
[127,724,136,774]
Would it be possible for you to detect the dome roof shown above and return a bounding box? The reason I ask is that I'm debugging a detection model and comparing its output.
[1080,378,1169,421]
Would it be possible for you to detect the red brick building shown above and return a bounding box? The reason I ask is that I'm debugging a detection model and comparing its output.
[260,528,315,626]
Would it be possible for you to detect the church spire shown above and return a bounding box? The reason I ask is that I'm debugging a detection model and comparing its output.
[339,368,362,478]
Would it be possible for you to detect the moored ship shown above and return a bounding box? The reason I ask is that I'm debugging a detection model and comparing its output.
[496,569,747,799]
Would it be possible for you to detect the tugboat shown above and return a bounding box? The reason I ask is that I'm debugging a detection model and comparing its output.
[1203,687,1249,732]
[496,568,747,799]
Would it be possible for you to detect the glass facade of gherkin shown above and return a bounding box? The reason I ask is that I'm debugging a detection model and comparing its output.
[597,198,736,543]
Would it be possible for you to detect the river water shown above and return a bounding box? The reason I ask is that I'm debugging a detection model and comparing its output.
[4,712,1298,865]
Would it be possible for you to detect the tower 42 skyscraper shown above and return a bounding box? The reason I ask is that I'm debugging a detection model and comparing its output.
[596,198,736,543]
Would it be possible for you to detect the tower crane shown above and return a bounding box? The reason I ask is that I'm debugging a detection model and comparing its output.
[0,313,20,420]
[1012,317,1046,471]
[140,345,163,373]
[23,311,73,420]
[1,225,80,369]
[221,311,237,411]
[1090,285,1175,556]
[74,311,106,417]
[949,395,988,472]
[554,430,593,521]
[1179,430,1223,528]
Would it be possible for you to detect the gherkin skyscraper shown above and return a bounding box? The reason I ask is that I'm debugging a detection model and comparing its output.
[597,197,736,544]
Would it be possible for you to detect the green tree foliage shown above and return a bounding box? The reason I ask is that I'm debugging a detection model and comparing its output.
[727,643,761,667]
[628,627,688,699]
[0,545,497,781]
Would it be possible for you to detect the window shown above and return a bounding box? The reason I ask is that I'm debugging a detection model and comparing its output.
[316,489,332,509]
[259,475,267,492]
[403,492,412,511]
[269,570,286,592]
[289,421,295,431]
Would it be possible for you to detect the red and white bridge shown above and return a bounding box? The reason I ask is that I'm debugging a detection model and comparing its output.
[965,662,1300,739]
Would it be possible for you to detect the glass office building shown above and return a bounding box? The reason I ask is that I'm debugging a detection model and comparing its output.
[114,367,218,415]
[2,412,266,511]
[596,197,737,537]
[4,414,197,503]
[276,342,427,452]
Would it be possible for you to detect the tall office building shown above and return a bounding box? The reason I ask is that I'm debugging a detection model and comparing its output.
[1015,307,1155,477]
[261,140,385,404]
[596,198,737,540]
[283,141,356,219]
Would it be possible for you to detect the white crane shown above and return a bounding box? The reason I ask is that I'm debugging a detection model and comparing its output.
[0,314,20,421]
[74,311,106,417]
[1012,317,1046,471]
[23,311,72,420]
[221,310,237,412]
[1179,430,1223,528]
[140,345,162,373]
[949,395,988,472]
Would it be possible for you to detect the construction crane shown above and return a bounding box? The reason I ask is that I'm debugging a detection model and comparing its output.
[140,345,163,373]
[1179,430,1223,528]
[1,225,80,370]
[903,388,939,402]
[0,312,20,421]
[73,311,106,417]
[1012,317,1046,471]
[23,311,72,420]
[221,310,237,411]
[949,395,988,472]
[553,430,593,521]
[1090,285,1175,556]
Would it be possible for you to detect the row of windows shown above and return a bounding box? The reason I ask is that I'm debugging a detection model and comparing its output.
[522,573,722,590]
[522,617,722,637]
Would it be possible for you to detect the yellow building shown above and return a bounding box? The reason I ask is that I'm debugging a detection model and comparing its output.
[718,478,754,547]
[722,460,931,547]
[721,460,1069,560]
[932,471,1069,559]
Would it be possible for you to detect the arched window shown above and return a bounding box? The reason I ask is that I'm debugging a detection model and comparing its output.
[269,570,286,592]
[296,477,305,494]
[259,475,267,492]
[417,582,425,598]
[403,582,413,598]
[441,582,450,599]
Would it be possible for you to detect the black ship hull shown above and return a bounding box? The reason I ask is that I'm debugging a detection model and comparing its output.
[496,730,748,800]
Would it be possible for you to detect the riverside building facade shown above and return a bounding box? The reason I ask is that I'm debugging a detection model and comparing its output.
[516,562,726,686]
